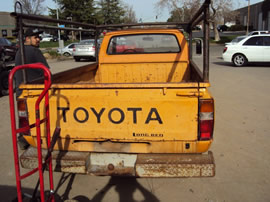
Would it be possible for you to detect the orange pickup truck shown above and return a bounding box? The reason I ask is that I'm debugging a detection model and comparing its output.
[12,0,214,178]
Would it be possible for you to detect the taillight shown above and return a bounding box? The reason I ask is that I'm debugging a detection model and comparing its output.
[199,99,214,141]
[92,46,95,50]
[223,47,227,53]
[17,99,30,136]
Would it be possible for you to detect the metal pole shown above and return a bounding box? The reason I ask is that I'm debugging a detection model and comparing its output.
[15,2,27,83]
[203,5,210,82]
[189,30,193,60]
[57,9,61,47]
[246,0,250,35]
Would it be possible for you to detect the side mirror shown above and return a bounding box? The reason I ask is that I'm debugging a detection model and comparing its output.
[196,39,202,54]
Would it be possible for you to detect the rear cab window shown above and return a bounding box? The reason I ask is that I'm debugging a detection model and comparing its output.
[79,40,95,45]
[107,34,181,55]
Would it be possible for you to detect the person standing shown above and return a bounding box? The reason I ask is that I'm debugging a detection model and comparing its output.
[15,28,50,149]
[15,28,50,93]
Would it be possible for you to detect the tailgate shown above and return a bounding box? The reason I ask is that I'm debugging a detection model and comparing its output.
[26,87,202,152]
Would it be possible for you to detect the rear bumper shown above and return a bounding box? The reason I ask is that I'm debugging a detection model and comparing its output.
[20,147,215,177]
[72,51,95,57]
[222,53,232,62]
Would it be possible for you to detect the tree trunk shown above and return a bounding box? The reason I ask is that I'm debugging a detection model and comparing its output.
[212,22,220,41]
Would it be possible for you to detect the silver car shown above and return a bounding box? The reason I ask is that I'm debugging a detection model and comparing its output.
[57,43,78,57]
[73,39,96,61]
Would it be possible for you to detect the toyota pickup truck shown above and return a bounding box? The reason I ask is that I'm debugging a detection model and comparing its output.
[11,0,214,178]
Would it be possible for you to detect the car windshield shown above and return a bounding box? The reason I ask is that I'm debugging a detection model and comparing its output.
[107,34,180,54]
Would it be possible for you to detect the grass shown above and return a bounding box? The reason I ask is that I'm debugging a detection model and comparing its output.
[210,35,241,44]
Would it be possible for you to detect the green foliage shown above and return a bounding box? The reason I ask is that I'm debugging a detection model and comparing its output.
[50,0,97,24]
[210,35,240,44]
[49,0,130,25]
[96,0,125,24]
[46,50,60,58]
[167,9,183,22]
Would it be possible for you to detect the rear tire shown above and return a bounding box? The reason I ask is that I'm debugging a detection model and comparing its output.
[74,57,80,62]
[232,54,247,67]
[0,70,9,96]
[63,52,71,57]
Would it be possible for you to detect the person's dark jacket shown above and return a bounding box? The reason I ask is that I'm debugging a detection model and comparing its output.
[15,45,50,92]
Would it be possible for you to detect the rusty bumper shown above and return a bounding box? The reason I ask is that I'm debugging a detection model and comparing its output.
[20,147,215,177]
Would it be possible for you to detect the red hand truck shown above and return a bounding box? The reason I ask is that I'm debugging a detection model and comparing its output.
[8,63,60,202]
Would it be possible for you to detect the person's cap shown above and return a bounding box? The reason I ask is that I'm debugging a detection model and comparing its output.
[24,28,43,37]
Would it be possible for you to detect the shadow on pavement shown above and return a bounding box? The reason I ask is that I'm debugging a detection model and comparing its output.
[1,175,160,202]
[89,176,160,202]
[213,61,270,68]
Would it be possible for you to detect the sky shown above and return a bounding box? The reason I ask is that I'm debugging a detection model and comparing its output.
[1,0,264,22]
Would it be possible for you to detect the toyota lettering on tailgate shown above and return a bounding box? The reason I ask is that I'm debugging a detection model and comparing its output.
[57,107,163,124]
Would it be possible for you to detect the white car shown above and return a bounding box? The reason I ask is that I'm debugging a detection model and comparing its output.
[73,39,96,61]
[57,43,78,56]
[222,34,270,67]
[40,35,53,42]
[248,30,270,36]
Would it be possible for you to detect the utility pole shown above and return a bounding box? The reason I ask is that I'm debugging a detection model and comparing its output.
[56,9,61,47]
[67,16,74,41]
[246,0,250,35]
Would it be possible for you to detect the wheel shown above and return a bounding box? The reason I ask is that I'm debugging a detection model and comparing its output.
[63,52,71,57]
[0,70,9,96]
[74,56,81,62]
[90,56,96,61]
[232,54,247,67]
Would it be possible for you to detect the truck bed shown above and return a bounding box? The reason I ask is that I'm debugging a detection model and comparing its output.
[24,60,208,89]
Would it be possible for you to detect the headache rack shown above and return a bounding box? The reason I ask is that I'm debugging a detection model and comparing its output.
[11,0,210,83]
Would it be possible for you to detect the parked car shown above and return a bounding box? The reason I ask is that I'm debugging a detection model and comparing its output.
[0,38,17,62]
[223,34,270,67]
[217,25,228,32]
[57,43,78,56]
[72,39,96,61]
[40,35,53,42]
[248,30,270,36]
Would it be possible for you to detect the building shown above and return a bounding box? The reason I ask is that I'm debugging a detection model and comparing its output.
[236,1,270,31]
[0,12,16,38]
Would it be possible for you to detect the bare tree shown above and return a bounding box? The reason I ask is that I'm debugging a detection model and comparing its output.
[15,0,46,15]
[209,0,235,41]
[156,0,236,41]
[122,5,137,23]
